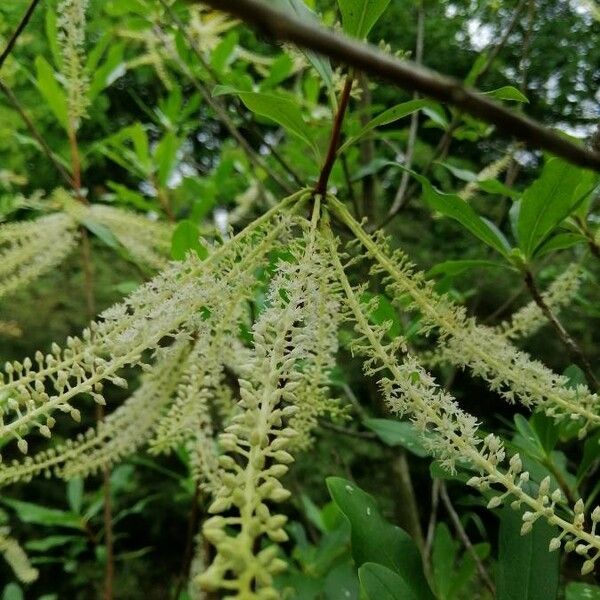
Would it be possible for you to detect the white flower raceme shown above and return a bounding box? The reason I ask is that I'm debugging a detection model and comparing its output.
[326,197,600,434]
[57,0,90,128]
[87,204,173,269]
[459,153,514,201]
[497,264,582,341]
[0,196,300,454]
[0,527,38,583]
[198,204,341,599]
[326,223,600,574]
[0,213,79,300]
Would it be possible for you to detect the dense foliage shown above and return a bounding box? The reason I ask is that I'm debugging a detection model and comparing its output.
[0,0,599,598]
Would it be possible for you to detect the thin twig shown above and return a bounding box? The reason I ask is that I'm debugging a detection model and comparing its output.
[155,1,300,192]
[524,269,598,389]
[424,478,440,572]
[0,0,42,70]
[389,0,425,215]
[197,0,600,172]
[439,483,496,595]
[0,78,75,188]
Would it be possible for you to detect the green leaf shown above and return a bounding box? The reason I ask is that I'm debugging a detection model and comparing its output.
[35,56,68,130]
[327,477,434,599]
[213,86,318,156]
[409,170,512,258]
[2,584,23,600]
[339,100,434,154]
[432,523,457,600]
[67,478,84,515]
[359,563,419,600]
[338,0,391,39]
[154,131,181,188]
[517,158,597,259]
[534,232,587,257]
[363,418,429,457]
[1,498,84,530]
[170,220,208,261]
[360,292,402,338]
[25,535,80,552]
[566,582,600,600]
[496,507,559,600]
[427,259,510,278]
[483,86,529,103]
[80,217,120,250]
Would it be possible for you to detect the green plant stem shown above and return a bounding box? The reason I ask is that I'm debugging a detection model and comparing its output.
[524,269,598,390]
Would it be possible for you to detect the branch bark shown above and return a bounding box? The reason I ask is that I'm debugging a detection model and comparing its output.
[197,0,600,173]
[0,0,42,70]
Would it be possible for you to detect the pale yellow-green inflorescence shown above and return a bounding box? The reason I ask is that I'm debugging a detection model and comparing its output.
[324,216,600,576]
[0,527,38,584]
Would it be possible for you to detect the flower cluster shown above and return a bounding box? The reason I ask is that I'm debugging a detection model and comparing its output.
[0,527,38,583]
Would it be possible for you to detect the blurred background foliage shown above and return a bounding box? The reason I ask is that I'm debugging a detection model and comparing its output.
[0,0,599,598]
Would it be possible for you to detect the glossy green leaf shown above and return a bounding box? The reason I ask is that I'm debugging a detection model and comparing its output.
[2,584,23,600]
[338,0,391,39]
[517,158,597,259]
[359,563,419,600]
[339,100,434,154]
[534,232,587,257]
[327,477,434,599]
[67,478,84,515]
[213,86,318,155]
[171,220,208,261]
[363,418,429,457]
[496,507,559,600]
[483,86,529,103]
[80,217,120,249]
[409,170,512,258]
[35,56,68,130]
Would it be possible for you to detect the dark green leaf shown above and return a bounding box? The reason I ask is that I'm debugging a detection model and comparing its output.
[1,498,84,530]
[496,507,559,600]
[427,259,510,278]
[35,56,68,130]
[363,419,429,457]
[566,582,600,600]
[327,477,434,599]
[517,158,597,259]
[359,563,419,600]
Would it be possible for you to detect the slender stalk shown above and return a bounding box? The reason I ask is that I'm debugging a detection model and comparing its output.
[524,269,598,389]
[197,0,600,172]
[0,0,43,70]
[314,74,354,196]
[389,0,425,215]
[424,478,440,574]
[0,79,75,188]
[439,483,495,595]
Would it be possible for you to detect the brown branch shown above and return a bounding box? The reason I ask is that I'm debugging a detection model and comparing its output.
[0,0,42,70]
[315,74,353,196]
[0,78,75,188]
[524,269,598,389]
[440,483,495,595]
[196,0,600,173]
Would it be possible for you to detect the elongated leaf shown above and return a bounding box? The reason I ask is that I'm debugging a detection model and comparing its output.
[338,0,391,39]
[483,86,529,103]
[214,86,318,156]
[327,477,435,599]
[339,99,434,154]
[364,418,429,457]
[517,158,597,259]
[496,507,559,600]
[427,259,510,278]
[35,56,68,130]
[359,563,419,600]
[409,170,512,258]
[1,498,83,530]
